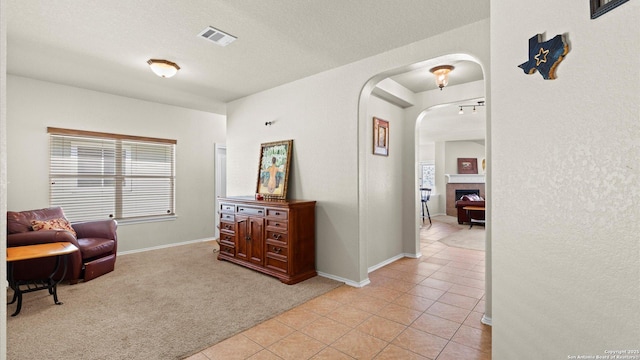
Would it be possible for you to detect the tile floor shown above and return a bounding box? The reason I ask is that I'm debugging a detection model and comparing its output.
[186,216,490,360]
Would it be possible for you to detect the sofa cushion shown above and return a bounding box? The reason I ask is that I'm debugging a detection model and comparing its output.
[31,218,77,237]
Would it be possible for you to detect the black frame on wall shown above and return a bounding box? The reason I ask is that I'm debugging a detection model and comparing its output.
[590,0,629,19]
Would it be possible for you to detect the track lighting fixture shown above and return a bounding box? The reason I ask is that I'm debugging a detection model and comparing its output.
[457,100,486,115]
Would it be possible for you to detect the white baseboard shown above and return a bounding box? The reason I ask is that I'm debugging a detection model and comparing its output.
[481,314,492,326]
[367,252,422,273]
[117,237,216,256]
[317,271,370,288]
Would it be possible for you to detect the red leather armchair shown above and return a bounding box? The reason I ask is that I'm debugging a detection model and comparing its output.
[455,194,486,224]
[7,207,118,283]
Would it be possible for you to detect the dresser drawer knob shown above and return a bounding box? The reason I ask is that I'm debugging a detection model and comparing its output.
[273,234,281,240]
[273,247,282,254]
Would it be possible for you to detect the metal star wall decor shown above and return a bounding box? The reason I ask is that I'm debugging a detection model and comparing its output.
[518,33,569,80]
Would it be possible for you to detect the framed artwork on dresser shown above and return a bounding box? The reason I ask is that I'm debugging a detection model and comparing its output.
[256,139,293,199]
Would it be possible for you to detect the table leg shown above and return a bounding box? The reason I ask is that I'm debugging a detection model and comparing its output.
[7,253,70,316]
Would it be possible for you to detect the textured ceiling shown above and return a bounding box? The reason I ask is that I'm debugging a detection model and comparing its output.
[7,0,489,114]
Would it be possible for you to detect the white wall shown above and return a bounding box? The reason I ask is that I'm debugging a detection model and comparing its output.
[491,1,639,358]
[1,0,8,356]
[7,76,226,252]
[444,140,485,175]
[227,20,490,285]
[365,95,405,268]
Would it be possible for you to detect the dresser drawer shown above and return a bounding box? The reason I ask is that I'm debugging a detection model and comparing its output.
[220,203,235,213]
[266,243,287,257]
[219,221,235,233]
[265,254,288,273]
[219,232,235,245]
[266,231,288,245]
[266,208,288,220]
[220,213,235,222]
[266,219,288,231]
[237,206,265,216]
[219,244,235,256]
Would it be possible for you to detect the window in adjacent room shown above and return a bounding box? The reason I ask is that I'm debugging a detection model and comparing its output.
[48,127,176,223]
[419,162,435,191]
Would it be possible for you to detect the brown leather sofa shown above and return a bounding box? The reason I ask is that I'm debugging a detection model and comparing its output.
[455,194,486,224]
[7,207,118,283]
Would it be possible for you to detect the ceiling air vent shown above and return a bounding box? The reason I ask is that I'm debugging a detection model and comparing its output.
[198,26,237,47]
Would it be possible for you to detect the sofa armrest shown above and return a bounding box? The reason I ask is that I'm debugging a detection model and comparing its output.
[455,200,486,208]
[7,229,79,248]
[72,219,117,241]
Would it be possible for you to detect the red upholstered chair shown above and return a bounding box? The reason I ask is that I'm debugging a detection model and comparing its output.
[7,207,118,283]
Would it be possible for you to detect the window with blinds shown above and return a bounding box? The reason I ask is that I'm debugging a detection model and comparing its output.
[48,127,176,223]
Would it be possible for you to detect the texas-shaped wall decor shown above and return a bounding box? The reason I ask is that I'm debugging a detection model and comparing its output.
[518,33,569,80]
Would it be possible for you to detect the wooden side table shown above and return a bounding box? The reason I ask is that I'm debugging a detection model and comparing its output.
[6,242,79,316]
[462,206,486,229]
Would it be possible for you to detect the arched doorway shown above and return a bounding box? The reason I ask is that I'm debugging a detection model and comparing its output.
[357,54,492,325]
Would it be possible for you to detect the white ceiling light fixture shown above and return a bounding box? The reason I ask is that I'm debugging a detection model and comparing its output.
[429,65,455,90]
[147,59,180,78]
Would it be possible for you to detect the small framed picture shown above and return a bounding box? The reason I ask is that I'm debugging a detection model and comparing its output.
[590,0,629,19]
[373,117,389,156]
[256,140,293,199]
[457,158,478,174]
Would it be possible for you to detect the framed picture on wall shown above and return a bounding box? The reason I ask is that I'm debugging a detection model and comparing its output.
[590,0,629,19]
[457,158,478,174]
[373,117,389,156]
[256,139,293,199]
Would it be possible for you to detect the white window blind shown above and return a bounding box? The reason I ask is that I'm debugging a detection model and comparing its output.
[48,127,176,223]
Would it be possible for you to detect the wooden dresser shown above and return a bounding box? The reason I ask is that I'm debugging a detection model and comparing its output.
[217,196,316,284]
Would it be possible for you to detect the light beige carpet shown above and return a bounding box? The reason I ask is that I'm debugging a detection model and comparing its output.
[431,215,486,251]
[6,241,341,360]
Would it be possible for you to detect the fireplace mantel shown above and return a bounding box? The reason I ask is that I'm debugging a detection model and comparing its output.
[445,174,485,184]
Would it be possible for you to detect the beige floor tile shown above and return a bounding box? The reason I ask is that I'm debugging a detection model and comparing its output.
[426,302,472,323]
[374,344,429,359]
[247,349,285,360]
[348,294,389,313]
[242,318,295,347]
[463,311,490,330]
[392,327,449,359]
[359,285,404,302]
[436,339,491,360]
[326,305,372,328]
[275,307,321,330]
[201,334,263,360]
[451,325,492,352]
[410,313,461,340]
[301,316,351,345]
[407,284,446,301]
[419,278,454,291]
[310,347,355,359]
[376,302,423,325]
[356,315,407,342]
[321,286,361,304]
[393,293,435,312]
[447,284,485,299]
[438,292,480,310]
[473,299,486,313]
[297,295,342,315]
[331,329,388,360]
[267,332,325,360]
